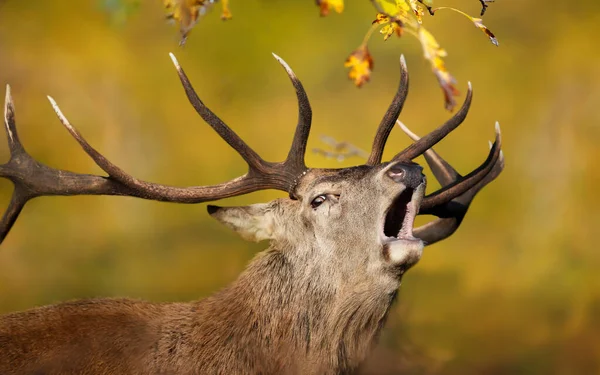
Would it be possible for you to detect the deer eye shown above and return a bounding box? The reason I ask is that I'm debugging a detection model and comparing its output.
[310,195,327,209]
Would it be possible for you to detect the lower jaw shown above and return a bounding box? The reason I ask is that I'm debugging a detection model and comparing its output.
[381,236,421,244]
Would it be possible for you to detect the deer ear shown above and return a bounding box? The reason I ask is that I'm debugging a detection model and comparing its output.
[207,204,275,242]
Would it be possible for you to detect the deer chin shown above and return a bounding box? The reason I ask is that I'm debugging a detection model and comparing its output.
[380,186,425,267]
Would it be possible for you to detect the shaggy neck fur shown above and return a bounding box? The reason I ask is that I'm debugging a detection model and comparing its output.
[158,244,399,375]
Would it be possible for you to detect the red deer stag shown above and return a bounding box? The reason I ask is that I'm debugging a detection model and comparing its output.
[0,53,503,374]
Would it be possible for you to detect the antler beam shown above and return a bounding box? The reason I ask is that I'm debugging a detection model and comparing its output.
[0,54,313,244]
[398,121,504,245]
[366,55,409,166]
[392,82,473,162]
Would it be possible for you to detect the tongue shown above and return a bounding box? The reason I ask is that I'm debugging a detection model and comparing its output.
[397,202,414,239]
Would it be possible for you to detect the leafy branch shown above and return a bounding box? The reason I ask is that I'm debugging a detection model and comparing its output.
[101,0,499,111]
[344,0,498,111]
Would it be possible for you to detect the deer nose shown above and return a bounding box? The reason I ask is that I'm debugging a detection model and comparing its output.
[387,163,424,188]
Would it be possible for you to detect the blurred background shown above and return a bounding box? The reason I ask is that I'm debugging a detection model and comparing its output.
[0,1,598,374]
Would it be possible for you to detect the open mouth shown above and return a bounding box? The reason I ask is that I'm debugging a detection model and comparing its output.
[382,187,421,243]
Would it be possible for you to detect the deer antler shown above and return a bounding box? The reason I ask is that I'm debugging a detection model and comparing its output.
[0,54,312,244]
[397,120,504,245]
[364,57,502,217]
[366,55,409,166]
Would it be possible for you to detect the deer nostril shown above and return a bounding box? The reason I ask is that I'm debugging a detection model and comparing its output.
[388,163,424,188]
[387,168,405,183]
[388,170,404,180]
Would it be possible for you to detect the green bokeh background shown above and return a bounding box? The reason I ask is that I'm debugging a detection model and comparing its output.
[0,1,598,373]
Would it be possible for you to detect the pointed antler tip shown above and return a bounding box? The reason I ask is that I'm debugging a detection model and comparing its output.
[400,54,407,68]
[169,52,181,70]
[46,96,75,132]
[397,120,409,132]
[495,121,501,134]
[467,81,473,90]
[46,95,57,106]
[272,53,296,78]
[5,84,12,102]
[397,120,420,140]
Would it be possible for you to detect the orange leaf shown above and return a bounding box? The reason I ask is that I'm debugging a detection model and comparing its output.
[221,0,232,20]
[372,13,404,41]
[380,22,403,41]
[418,27,459,111]
[316,0,344,17]
[164,0,224,45]
[344,46,374,88]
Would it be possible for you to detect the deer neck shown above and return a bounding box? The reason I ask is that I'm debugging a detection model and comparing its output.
[192,244,399,373]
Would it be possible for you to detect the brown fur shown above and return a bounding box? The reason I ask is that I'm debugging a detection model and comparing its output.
[0,164,426,374]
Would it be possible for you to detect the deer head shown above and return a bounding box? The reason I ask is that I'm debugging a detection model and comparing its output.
[0,50,504,301]
[0,53,503,374]
[0,53,502,250]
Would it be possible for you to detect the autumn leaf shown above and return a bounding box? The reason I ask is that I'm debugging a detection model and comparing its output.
[373,14,403,41]
[417,27,459,110]
[345,45,374,88]
[380,22,403,40]
[316,0,344,17]
[432,7,498,46]
[369,0,460,109]
[364,0,498,109]
[164,0,229,45]
[221,0,232,20]
[372,0,420,28]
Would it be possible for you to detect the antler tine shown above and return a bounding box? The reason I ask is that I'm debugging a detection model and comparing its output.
[397,120,459,185]
[0,55,314,243]
[0,85,28,242]
[3,85,25,156]
[420,122,502,212]
[392,82,473,162]
[0,193,27,243]
[168,53,265,172]
[367,55,409,166]
[413,153,504,245]
[272,53,313,170]
[399,121,504,245]
[45,96,297,202]
[47,96,140,187]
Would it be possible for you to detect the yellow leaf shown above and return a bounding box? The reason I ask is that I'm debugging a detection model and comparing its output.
[372,13,390,25]
[380,22,403,41]
[316,0,344,17]
[372,13,403,41]
[417,27,459,111]
[221,0,232,20]
[344,46,374,88]
[371,0,421,29]
[368,0,498,110]
[164,0,221,45]
[408,0,425,23]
